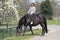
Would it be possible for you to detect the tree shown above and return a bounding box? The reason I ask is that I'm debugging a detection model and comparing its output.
[35,1,40,14]
[50,0,57,19]
[40,0,53,20]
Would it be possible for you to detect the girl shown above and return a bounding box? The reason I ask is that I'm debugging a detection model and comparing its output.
[27,3,36,14]
[27,3,36,24]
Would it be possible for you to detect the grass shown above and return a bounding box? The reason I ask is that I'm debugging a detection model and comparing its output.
[47,20,60,25]
[0,28,41,40]
[47,20,57,25]
[57,20,60,25]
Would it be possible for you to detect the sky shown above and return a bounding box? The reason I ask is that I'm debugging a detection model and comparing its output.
[29,0,60,3]
[28,0,43,3]
[58,0,60,1]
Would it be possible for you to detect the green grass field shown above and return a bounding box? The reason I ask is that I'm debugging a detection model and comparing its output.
[0,28,41,40]
[4,29,41,40]
[47,20,60,25]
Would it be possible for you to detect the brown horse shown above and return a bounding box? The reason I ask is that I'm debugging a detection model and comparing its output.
[17,14,48,36]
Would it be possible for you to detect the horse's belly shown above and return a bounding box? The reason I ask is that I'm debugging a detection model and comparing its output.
[31,22,40,26]
[31,23,39,26]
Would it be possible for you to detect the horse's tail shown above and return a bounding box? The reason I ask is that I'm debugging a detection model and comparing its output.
[45,19,48,33]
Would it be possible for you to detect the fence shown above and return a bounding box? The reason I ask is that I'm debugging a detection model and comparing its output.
[0,24,17,40]
[0,23,30,40]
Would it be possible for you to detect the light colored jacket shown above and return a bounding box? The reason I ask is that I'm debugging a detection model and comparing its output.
[27,6,36,14]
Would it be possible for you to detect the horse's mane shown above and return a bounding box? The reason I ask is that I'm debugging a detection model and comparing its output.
[18,15,26,27]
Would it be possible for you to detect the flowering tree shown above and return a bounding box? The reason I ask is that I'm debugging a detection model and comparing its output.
[0,0,21,23]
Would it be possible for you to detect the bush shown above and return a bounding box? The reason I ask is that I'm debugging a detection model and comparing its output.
[40,0,53,20]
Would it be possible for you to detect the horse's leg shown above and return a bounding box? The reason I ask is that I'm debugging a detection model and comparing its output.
[44,20,48,33]
[40,23,45,36]
[29,26,33,35]
[23,26,27,36]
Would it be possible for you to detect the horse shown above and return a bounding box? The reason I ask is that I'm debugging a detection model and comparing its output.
[16,14,48,36]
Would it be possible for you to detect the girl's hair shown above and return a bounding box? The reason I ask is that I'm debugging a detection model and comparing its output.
[31,3,35,6]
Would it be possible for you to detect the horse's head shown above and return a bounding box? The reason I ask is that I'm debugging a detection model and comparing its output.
[16,27,20,35]
[16,17,23,36]
[16,26,22,36]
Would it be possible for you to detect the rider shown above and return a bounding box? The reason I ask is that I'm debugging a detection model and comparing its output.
[27,3,36,24]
